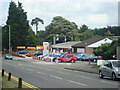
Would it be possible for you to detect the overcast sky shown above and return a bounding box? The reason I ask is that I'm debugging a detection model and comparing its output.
[0,0,119,32]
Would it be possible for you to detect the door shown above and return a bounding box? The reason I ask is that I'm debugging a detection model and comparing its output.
[103,61,113,77]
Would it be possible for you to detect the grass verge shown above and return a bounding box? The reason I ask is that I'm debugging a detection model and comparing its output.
[2,75,28,88]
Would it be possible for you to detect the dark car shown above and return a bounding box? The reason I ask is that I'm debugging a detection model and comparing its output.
[17,50,28,54]
[34,52,43,56]
[4,54,13,60]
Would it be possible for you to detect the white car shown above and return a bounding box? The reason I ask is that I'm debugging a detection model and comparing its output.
[99,60,120,80]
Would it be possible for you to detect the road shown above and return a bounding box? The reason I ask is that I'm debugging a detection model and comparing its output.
[2,57,120,89]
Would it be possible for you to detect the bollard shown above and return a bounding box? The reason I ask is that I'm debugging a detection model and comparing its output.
[2,69,4,77]
[18,78,22,88]
[8,73,11,81]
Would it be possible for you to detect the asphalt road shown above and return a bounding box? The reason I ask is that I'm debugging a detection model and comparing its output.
[2,57,120,89]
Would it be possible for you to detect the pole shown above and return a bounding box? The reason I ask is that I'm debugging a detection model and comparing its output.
[18,78,22,88]
[8,25,10,54]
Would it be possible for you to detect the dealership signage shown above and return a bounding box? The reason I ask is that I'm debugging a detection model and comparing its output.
[43,42,49,55]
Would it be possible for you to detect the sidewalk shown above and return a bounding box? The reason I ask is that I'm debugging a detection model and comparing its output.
[64,61,99,74]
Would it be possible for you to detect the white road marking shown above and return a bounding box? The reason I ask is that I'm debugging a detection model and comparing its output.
[37,71,46,75]
[50,75,63,80]
[65,79,88,86]
[101,80,118,85]
[26,69,34,71]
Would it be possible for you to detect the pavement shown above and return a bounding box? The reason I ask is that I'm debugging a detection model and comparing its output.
[12,56,99,74]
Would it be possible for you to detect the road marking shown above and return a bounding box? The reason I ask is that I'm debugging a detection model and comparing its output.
[49,74,87,86]
[65,79,88,86]
[37,71,46,75]
[101,80,118,85]
[26,69,34,71]
[2,71,39,89]
[50,75,63,80]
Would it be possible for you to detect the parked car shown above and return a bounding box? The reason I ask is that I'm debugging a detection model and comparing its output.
[17,50,28,54]
[38,54,48,60]
[55,54,77,63]
[76,53,98,61]
[34,52,43,56]
[26,52,37,57]
[4,54,13,60]
[45,54,60,62]
[99,60,120,80]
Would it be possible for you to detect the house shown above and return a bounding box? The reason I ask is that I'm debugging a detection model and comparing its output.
[51,41,81,53]
[72,37,113,54]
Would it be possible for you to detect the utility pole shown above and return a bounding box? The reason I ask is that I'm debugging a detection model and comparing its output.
[8,25,11,54]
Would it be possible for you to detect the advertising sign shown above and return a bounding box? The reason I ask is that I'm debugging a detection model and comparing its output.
[43,42,49,55]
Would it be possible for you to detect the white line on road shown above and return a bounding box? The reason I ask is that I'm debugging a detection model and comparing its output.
[65,79,88,86]
[37,71,46,75]
[26,69,34,71]
[50,75,63,80]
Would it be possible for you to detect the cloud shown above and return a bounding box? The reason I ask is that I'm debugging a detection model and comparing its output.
[0,0,118,31]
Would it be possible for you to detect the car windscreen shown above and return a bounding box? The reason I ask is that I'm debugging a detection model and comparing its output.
[112,61,120,67]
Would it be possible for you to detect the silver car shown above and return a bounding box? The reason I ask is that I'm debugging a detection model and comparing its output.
[99,60,120,80]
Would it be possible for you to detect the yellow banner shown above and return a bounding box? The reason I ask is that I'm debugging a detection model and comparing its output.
[17,46,26,49]
[27,47,36,49]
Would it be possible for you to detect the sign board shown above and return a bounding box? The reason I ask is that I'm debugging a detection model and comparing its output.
[36,45,43,49]
[77,48,84,53]
[17,46,26,49]
[43,42,49,55]
[27,47,36,49]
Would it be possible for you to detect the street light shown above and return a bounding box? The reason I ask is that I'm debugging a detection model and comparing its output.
[8,25,11,54]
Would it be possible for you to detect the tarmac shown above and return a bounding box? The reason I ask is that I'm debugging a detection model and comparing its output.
[13,56,99,74]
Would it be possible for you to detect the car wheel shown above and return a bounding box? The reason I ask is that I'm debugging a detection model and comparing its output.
[71,60,75,63]
[99,71,104,78]
[112,73,117,80]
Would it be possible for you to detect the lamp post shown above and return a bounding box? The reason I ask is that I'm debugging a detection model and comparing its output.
[8,25,11,54]
[2,24,11,54]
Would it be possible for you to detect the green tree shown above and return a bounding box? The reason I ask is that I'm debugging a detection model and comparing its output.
[94,41,117,60]
[79,24,88,33]
[31,17,44,35]
[45,16,79,42]
[6,1,29,50]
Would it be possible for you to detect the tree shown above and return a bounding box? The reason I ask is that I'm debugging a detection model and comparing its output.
[79,24,88,33]
[45,16,79,43]
[94,41,117,60]
[31,17,44,35]
[6,1,30,50]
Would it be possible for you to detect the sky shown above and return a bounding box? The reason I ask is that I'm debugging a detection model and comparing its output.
[0,0,119,32]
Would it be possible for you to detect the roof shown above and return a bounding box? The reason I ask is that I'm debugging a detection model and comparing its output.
[51,41,81,49]
[72,37,110,48]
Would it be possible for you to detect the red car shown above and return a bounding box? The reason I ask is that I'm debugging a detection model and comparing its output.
[55,54,76,63]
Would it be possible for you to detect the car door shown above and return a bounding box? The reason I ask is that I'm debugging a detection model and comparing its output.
[65,55,72,61]
[62,55,68,61]
[103,61,113,77]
